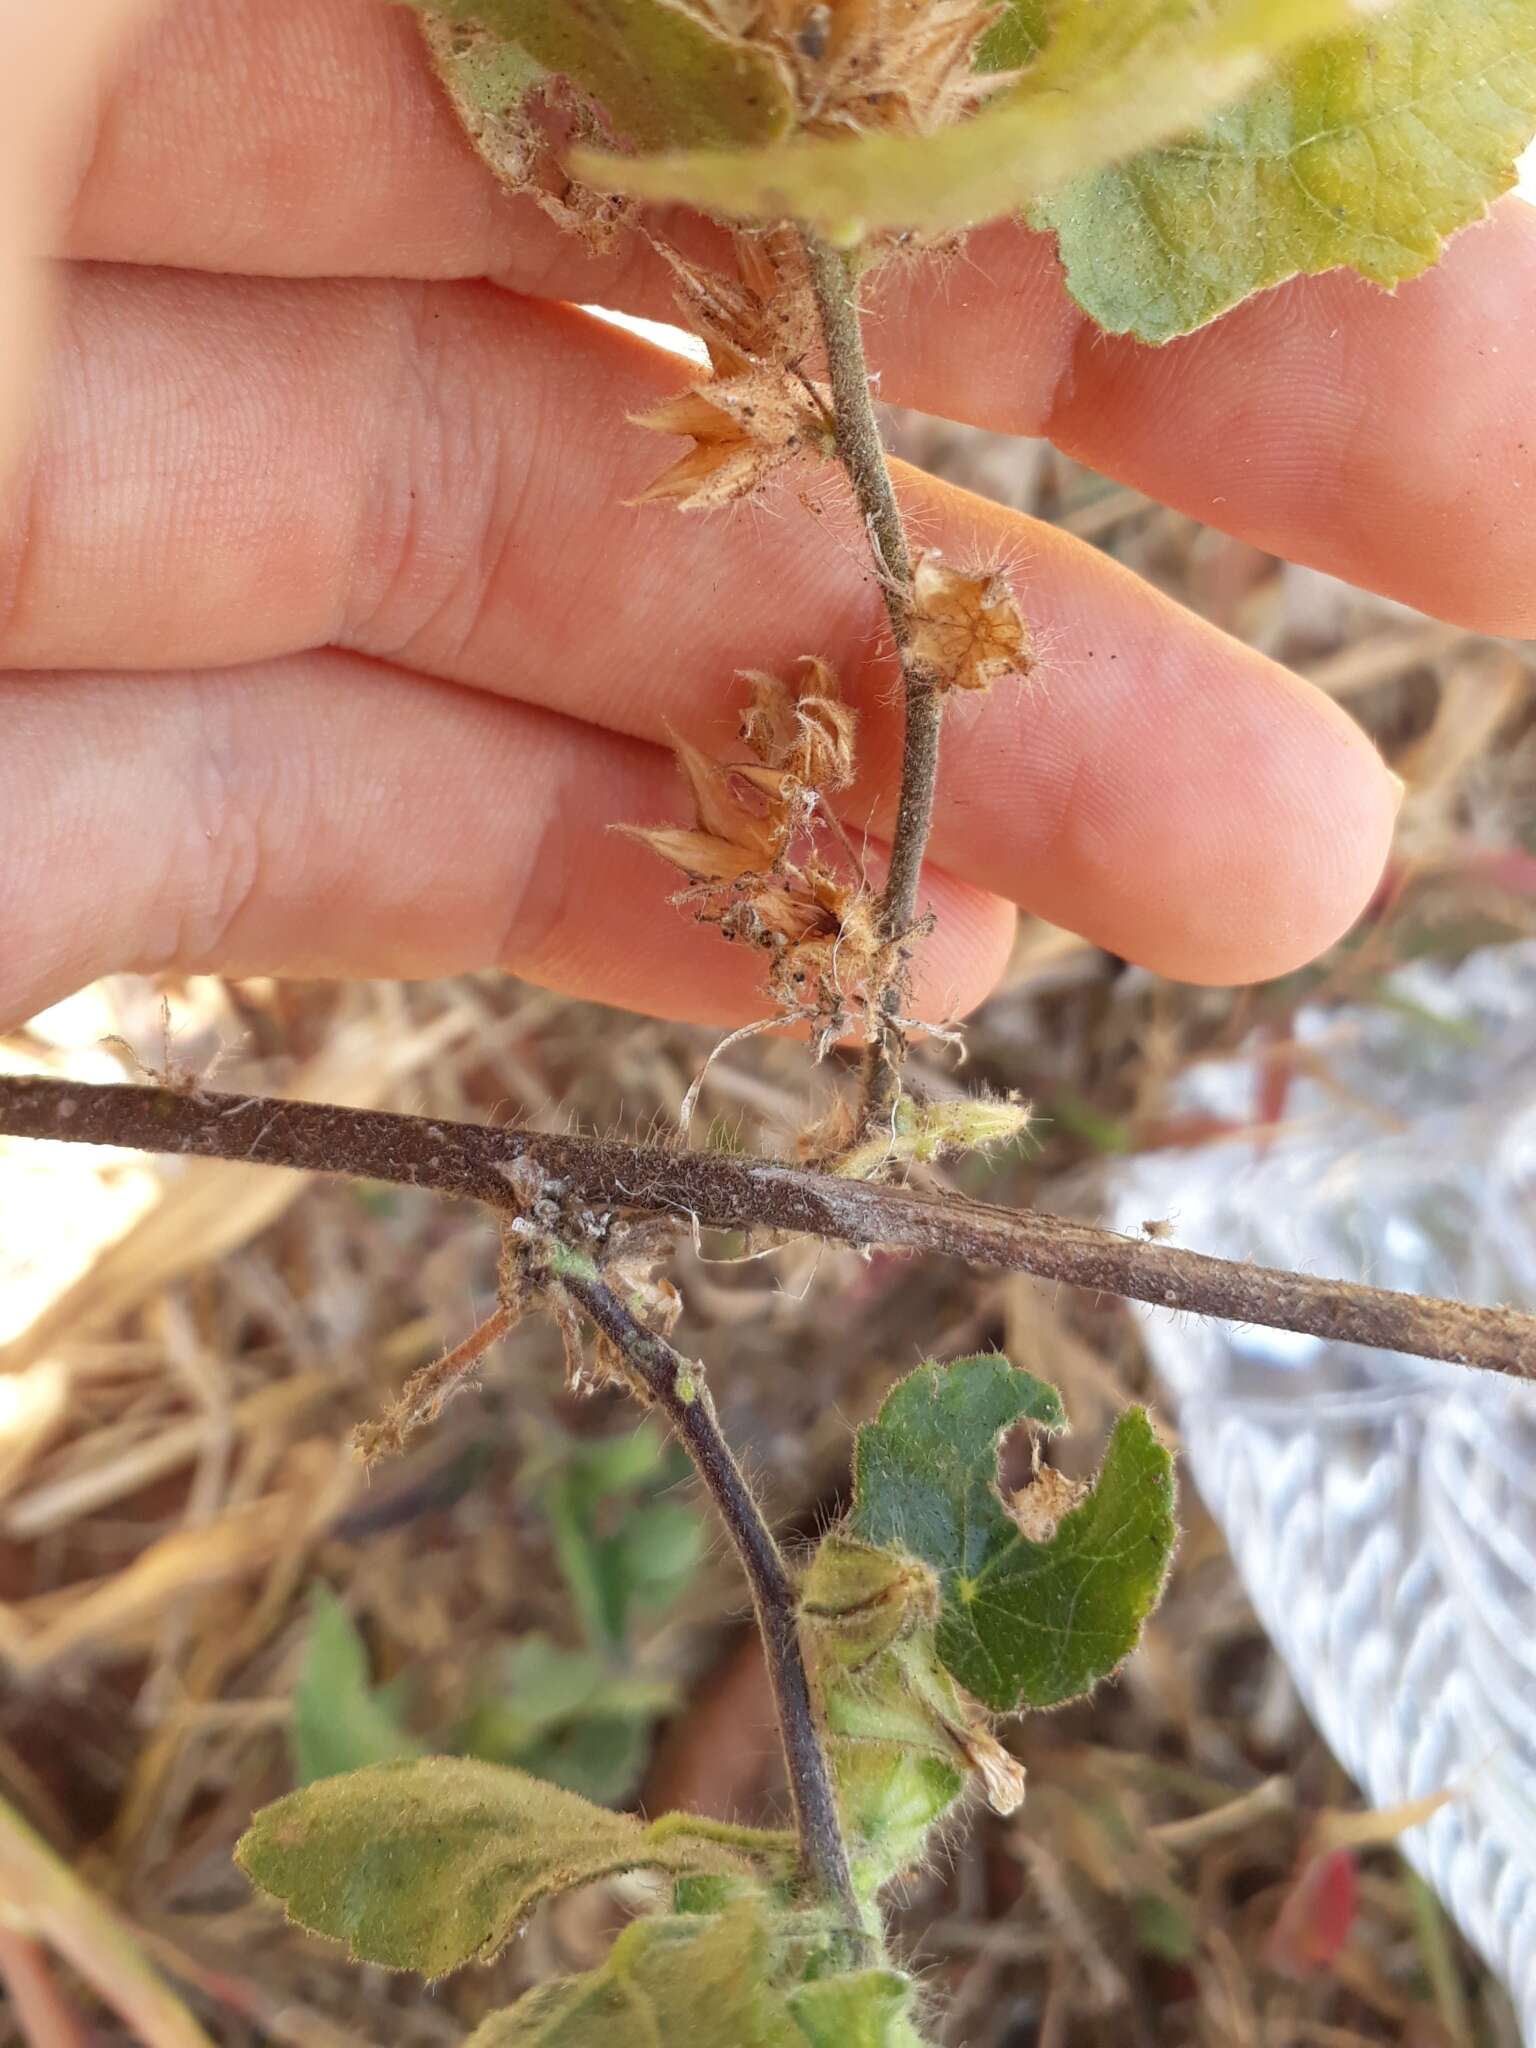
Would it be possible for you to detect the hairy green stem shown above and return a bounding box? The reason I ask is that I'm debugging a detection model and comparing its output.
[554,1263,861,1925]
[2,1078,1532,1378]
[803,232,942,1129]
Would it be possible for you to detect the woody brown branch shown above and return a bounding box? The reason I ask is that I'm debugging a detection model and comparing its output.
[1,1076,1530,1378]
[553,1261,861,1925]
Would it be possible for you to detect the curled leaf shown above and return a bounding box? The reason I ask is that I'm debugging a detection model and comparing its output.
[909,552,1031,694]
[236,1757,749,1977]
[814,1088,1032,1180]
[848,1355,1175,1711]
[800,1537,1023,1871]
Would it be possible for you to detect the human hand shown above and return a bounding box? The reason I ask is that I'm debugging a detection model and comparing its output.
[3,0,1529,1035]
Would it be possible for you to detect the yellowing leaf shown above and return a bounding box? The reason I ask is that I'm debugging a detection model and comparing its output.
[463,1903,803,2045]
[236,1757,748,1977]
[848,1355,1175,1711]
[570,0,1372,233]
[406,0,794,155]
[1038,0,1536,340]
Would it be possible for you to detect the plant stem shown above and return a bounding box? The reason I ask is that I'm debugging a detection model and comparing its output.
[3,1077,1533,1377]
[803,232,942,1127]
[553,1261,860,1925]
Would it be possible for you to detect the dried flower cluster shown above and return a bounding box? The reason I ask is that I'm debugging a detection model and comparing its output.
[703,0,1012,135]
[633,233,836,509]
[627,660,892,1048]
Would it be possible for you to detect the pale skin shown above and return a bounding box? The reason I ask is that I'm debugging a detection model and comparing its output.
[2,0,1531,1038]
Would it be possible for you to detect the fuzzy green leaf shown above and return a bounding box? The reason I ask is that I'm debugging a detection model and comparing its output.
[540,1425,703,1652]
[236,1757,749,1977]
[570,0,1369,233]
[463,1636,677,1804]
[290,1586,421,1785]
[405,0,793,155]
[849,1356,1175,1712]
[463,1903,803,2045]
[1038,0,1536,340]
[789,1970,923,2048]
[976,0,1050,73]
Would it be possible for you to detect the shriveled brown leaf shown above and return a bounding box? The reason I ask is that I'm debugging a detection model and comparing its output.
[910,550,1032,692]
[416,21,630,249]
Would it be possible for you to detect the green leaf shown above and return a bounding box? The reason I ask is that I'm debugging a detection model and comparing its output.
[467,1644,675,1804]
[461,1635,675,1806]
[789,1970,922,2048]
[848,1356,1175,1712]
[463,1903,804,2046]
[406,0,793,156]
[976,0,1049,73]
[570,0,1369,234]
[290,1587,421,1786]
[1037,0,1536,340]
[468,1638,616,1750]
[541,1427,704,1652]
[236,1757,750,1977]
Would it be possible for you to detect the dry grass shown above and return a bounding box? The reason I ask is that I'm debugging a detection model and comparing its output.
[0,431,1532,2046]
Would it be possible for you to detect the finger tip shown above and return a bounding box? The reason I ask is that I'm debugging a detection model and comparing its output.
[907,878,1018,1023]
[1133,708,1399,988]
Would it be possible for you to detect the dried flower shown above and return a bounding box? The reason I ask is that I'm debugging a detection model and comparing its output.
[1007,1463,1086,1544]
[631,366,833,510]
[702,0,1010,135]
[739,657,857,791]
[955,1721,1027,1816]
[910,550,1032,692]
[661,232,820,379]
